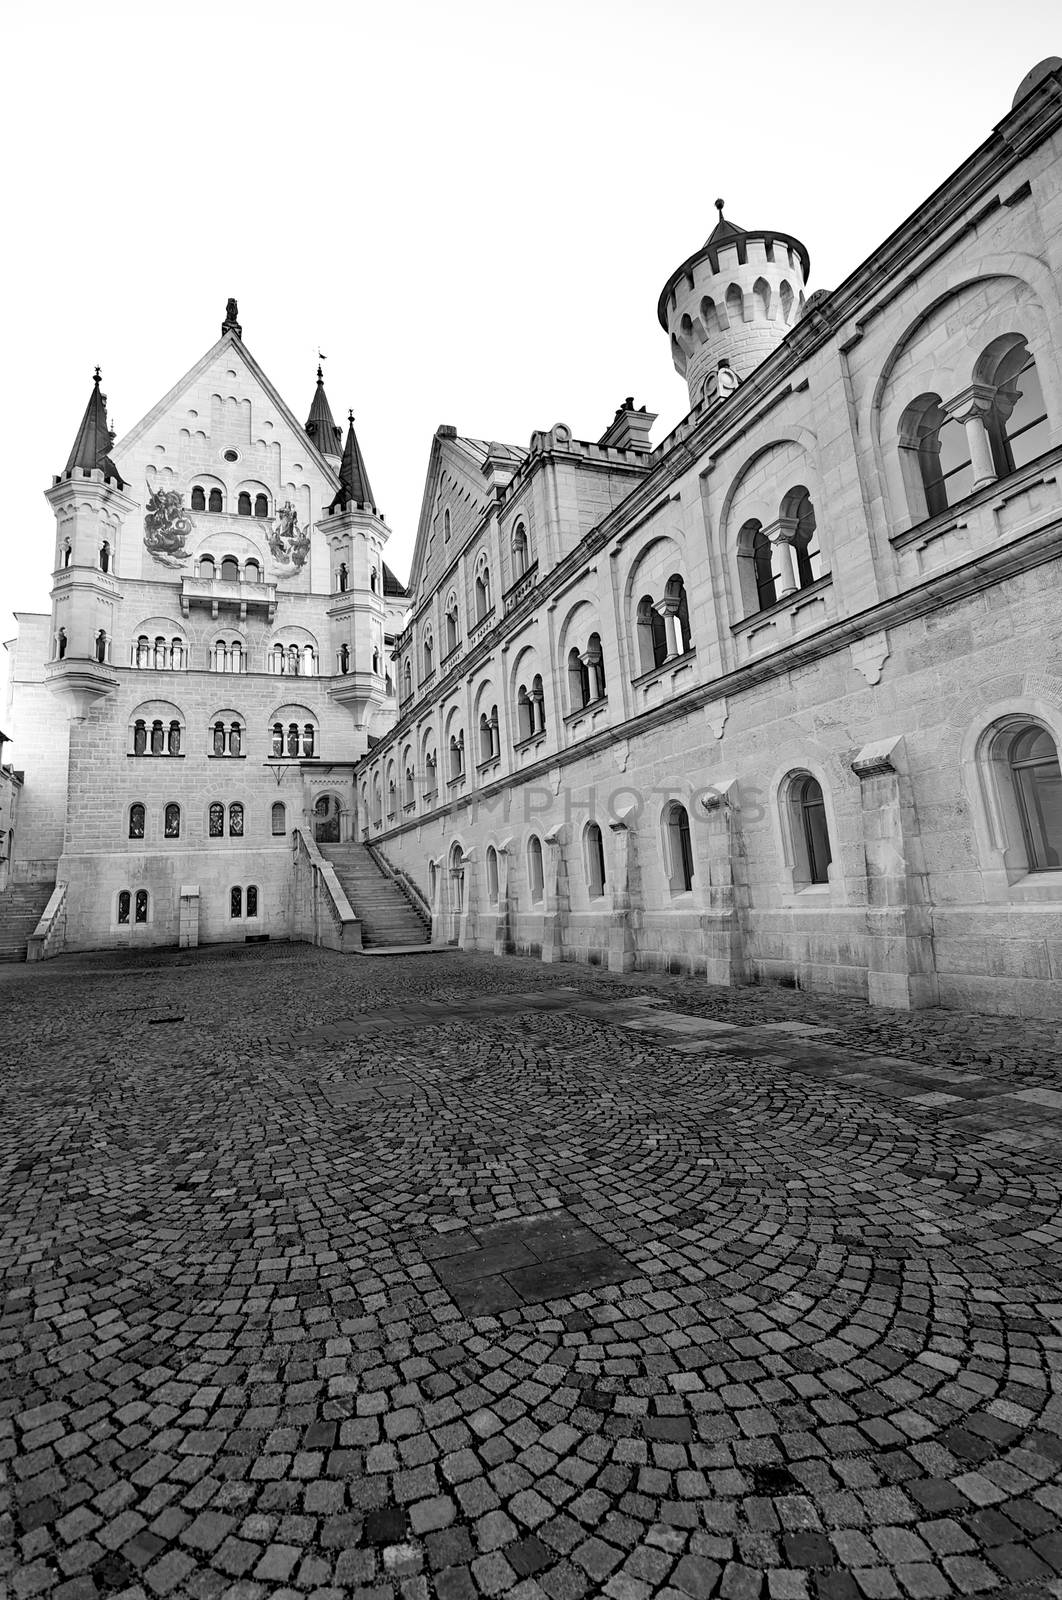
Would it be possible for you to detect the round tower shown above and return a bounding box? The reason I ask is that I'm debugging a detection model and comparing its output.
[658,200,810,409]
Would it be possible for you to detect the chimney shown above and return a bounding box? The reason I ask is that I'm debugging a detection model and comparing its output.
[598,398,657,454]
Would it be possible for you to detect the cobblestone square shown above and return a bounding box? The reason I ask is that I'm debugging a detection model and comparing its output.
[2,945,1061,1600]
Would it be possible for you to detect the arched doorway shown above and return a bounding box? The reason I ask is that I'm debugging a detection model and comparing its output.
[313,793,342,843]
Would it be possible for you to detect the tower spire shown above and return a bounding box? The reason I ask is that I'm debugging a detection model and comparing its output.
[330,411,376,512]
[62,368,124,487]
[305,365,342,457]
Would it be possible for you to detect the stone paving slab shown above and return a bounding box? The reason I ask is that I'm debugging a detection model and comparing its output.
[1,946,1062,1600]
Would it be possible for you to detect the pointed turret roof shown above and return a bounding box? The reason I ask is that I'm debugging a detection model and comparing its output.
[305,366,342,457]
[705,197,746,249]
[330,412,376,512]
[63,368,124,486]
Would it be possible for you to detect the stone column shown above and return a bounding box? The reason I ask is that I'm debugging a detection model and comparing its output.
[582,650,603,702]
[458,850,477,950]
[493,841,513,956]
[607,806,638,973]
[943,383,997,490]
[429,856,447,947]
[654,600,680,659]
[541,825,567,964]
[762,516,800,597]
[697,779,747,986]
[852,736,939,1011]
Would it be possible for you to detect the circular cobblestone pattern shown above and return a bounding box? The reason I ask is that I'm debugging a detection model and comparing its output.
[2,946,1061,1600]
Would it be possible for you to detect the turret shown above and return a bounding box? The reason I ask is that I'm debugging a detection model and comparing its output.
[305,365,342,468]
[658,201,810,409]
[322,413,392,728]
[45,369,134,719]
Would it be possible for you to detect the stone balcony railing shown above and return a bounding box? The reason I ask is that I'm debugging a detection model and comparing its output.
[503,561,539,616]
[180,576,278,621]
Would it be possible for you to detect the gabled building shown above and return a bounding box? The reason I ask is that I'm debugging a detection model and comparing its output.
[358,58,1062,1018]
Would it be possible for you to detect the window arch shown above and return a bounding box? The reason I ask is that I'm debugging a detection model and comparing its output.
[245,559,261,584]
[725,283,744,326]
[444,592,460,655]
[95,629,108,664]
[164,802,181,840]
[422,627,434,680]
[99,541,111,574]
[785,773,832,887]
[209,801,225,837]
[474,554,492,621]
[231,885,243,919]
[899,393,969,520]
[444,507,452,542]
[221,555,239,584]
[117,889,131,925]
[229,802,244,837]
[979,717,1062,878]
[128,803,145,840]
[199,554,216,580]
[568,647,590,712]
[191,486,206,511]
[636,595,667,674]
[271,801,286,836]
[134,889,148,924]
[512,523,529,578]
[780,486,823,591]
[527,835,544,905]
[663,802,694,894]
[254,493,269,519]
[404,765,415,807]
[403,659,412,700]
[449,730,465,780]
[977,334,1050,478]
[208,488,223,513]
[585,822,606,899]
[337,561,348,593]
[56,628,67,660]
[237,492,252,516]
[486,844,500,905]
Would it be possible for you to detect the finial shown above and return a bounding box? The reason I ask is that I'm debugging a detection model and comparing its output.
[221,297,242,337]
[316,365,324,383]
[715,198,725,218]
[93,366,102,385]
[348,410,355,426]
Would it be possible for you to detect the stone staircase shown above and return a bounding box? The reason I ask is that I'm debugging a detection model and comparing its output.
[0,883,55,962]
[318,843,431,949]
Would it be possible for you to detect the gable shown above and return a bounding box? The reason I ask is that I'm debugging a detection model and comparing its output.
[407,432,522,603]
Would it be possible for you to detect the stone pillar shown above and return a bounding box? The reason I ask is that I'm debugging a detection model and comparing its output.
[944,383,997,490]
[763,516,800,597]
[458,850,477,950]
[655,600,680,660]
[179,885,200,949]
[697,779,746,987]
[429,856,447,947]
[541,825,567,964]
[852,736,939,1011]
[607,806,638,973]
[583,650,603,702]
[493,841,513,956]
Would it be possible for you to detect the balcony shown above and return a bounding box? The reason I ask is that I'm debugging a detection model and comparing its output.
[180,576,277,622]
[503,560,538,616]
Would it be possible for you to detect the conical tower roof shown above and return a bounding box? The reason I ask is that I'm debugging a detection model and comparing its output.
[63,368,124,486]
[330,412,376,512]
[305,366,342,456]
[704,198,746,249]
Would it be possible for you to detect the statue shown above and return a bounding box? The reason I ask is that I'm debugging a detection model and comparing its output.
[143,486,193,566]
[268,501,310,577]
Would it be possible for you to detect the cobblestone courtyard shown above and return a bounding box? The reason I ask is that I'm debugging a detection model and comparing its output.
[2,946,1062,1600]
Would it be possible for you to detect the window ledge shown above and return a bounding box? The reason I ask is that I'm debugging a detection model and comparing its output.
[732,576,832,635]
[563,695,608,727]
[890,443,1062,549]
[1006,870,1062,902]
[208,754,247,760]
[128,753,186,759]
[514,733,548,754]
[632,648,696,689]
[477,757,502,775]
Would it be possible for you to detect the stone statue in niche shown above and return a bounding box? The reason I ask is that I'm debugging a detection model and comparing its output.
[268,501,310,576]
[143,486,193,566]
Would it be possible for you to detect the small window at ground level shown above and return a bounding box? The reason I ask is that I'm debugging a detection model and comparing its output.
[1009,726,1062,871]
[247,885,259,917]
[231,886,243,918]
[134,889,148,924]
[664,803,694,894]
[117,890,130,924]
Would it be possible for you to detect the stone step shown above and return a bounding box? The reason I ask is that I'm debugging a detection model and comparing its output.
[0,884,55,962]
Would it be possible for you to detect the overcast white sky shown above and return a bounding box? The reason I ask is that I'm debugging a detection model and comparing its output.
[1,0,1058,685]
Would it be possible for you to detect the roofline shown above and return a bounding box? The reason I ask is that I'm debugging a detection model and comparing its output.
[656,229,811,329]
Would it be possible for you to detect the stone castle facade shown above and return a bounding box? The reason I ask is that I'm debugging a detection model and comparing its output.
[5,58,1062,1016]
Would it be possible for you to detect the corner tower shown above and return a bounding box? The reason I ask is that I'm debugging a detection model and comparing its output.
[658,200,810,409]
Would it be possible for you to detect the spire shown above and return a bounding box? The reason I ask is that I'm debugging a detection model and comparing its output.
[330,411,376,512]
[221,297,242,337]
[706,197,746,249]
[305,365,342,456]
[63,368,124,486]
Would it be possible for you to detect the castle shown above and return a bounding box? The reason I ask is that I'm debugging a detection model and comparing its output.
[4,58,1062,1017]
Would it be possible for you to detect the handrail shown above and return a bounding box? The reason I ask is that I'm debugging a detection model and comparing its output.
[26,882,67,962]
[367,843,432,925]
[292,829,362,951]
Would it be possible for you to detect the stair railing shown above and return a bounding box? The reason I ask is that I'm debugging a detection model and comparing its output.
[292,829,362,952]
[365,843,432,925]
[26,882,67,962]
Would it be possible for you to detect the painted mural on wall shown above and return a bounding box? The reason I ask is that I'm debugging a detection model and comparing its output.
[143,487,193,566]
[268,501,310,577]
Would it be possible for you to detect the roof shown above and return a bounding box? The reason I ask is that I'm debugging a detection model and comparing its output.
[63,369,125,486]
[305,367,342,456]
[330,414,376,512]
[656,200,811,329]
[382,561,408,598]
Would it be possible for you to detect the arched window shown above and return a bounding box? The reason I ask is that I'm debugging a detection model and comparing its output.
[423,630,434,680]
[585,823,606,898]
[247,885,259,917]
[532,673,546,735]
[788,775,832,886]
[340,643,350,673]
[444,508,452,542]
[486,845,499,905]
[168,721,181,756]
[338,563,348,592]
[1008,725,1062,871]
[95,630,107,664]
[128,803,145,840]
[726,282,745,326]
[99,541,110,574]
[445,594,459,654]
[568,647,589,712]
[245,560,261,584]
[450,731,465,780]
[164,802,181,839]
[287,723,299,757]
[479,711,494,763]
[403,660,412,700]
[56,628,67,660]
[229,802,244,837]
[191,486,206,511]
[231,886,243,918]
[62,541,72,569]
[153,635,167,670]
[475,557,492,621]
[117,890,131,924]
[199,554,216,580]
[221,556,239,584]
[302,724,315,758]
[254,493,268,518]
[387,779,397,819]
[271,802,286,836]
[517,685,533,742]
[134,889,148,924]
[587,633,605,701]
[664,802,694,894]
[209,802,224,837]
[979,336,1050,478]
[513,523,529,578]
[899,393,969,520]
[150,720,165,755]
[425,750,437,795]
[749,523,777,611]
[527,835,544,905]
[133,720,147,756]
[208,488,223,513]
[237,492,252,516]
[779,280,794,322]
[288,644,300,676]
[372,648,380,674]
[636,596,667,674]
[171,638,184,669]
[271,722,284,757]
[213,720,227,756]
[370,568,378,593]
[405,767,415,806]
[229,722,242,757]
[664,575,692,654]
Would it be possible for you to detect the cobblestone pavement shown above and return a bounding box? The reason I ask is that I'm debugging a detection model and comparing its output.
[2,945,1062,1600]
